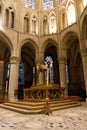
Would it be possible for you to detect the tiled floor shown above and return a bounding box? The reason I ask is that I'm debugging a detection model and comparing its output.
[0,102,87,130]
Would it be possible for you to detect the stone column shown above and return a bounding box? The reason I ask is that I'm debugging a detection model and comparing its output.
[81,49,87,99]
[8,57,20,101]
[59,57,67,96]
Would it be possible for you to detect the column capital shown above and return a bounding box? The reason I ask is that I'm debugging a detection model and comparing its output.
[58,57,67,64]
[10,56,21,64]
[80,49,87,57]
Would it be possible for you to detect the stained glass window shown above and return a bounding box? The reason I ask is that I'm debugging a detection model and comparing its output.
[25,0,35,9]
[43,0,54,10]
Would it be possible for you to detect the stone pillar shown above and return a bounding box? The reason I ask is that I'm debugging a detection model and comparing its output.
[59,57,67,96]
[81,49,87,99]
[8,57,20,101]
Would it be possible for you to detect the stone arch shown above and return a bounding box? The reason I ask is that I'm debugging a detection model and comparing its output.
[31,14,38,34]
[42,39,59,84]
[61,31,85,99]
[19,38,39,62]
[19,38,39,90]
[5,5,16,28]
[24,12,30,33]
[66,0,76,25]
[0,30,13,55]
[61,31,79,50]
[0,30,13,96]
[59,6,67,30]
[41,38,58,53]
[43,15,49,35]
[49,12,56,18]
[48,12,56,33]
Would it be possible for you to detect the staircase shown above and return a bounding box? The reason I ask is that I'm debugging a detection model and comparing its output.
[0,99,82,114]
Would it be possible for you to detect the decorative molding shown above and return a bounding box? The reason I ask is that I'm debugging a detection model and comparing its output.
[10,56,21,64]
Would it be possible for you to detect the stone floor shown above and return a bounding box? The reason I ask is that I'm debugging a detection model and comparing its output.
[0,102,87,130]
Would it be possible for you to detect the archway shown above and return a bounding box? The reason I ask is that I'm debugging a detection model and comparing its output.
[44,42,60,84]
[0,34,11,97]
[66,37,85,100]
[19,42,36,99]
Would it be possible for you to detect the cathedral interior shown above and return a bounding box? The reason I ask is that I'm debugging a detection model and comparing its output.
[0,0,87,129]
[0,0,87,103]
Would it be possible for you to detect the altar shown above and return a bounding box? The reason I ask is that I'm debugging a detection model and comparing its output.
[24,63,66,100]
[23,84,66,100]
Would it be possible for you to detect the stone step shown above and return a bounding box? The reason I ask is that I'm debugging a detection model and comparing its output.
[4,102,44,110]
[7,99,74,106]
[4,100,78,109]
[49,101,79,107]
[0,104,41,114]
[7,101,46,106]
[0,99,82,114]
[50,103,81,111]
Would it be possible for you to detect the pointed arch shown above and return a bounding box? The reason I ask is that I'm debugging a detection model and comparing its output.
[59,6,67,30]
[66,1,76,25]
[0,30,13,55]
[41,38,58,53]
[24,12,30,33]
[31,15,38,35]
[43,15,48,35]
[49,12,56,34]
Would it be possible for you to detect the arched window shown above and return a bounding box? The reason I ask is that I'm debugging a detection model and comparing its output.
[83,0,87,7]
[5,9,9,27]
[11,12,14,28]
[32,16,37,35]
[62,12,66,29]
[43,0,54,10]
[43,16,48,35]
[5,7,15,28]
[49,14,56,33]
[24,14,29,33]
[67,3,76,25]
[25,0,35,9]
[44,56,53,84]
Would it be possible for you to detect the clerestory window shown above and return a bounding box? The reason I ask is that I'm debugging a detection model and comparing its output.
[43,0,54,10]
[25,0,36,9]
